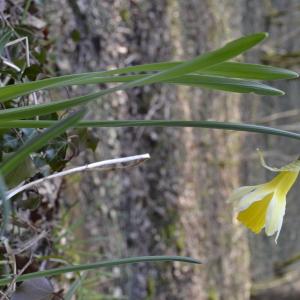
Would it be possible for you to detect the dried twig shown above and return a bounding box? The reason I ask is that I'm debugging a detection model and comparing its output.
[0,238,17,299]
[1,252,34,299]
[6,154,150,199]
[13,231,48,255]
[0,291,9,300]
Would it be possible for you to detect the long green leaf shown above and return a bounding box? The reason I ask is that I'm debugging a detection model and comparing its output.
[0,91,105,120]
[0,33,297,103]
[0,33,272,121]
[0,33,267,107]
[94,60,298,80]
[0,256,201,286]
[0,76,284,121]
[17,73,280,95]
[169,75,283,95]
[0,175,10,237]
[64,275,86,300]
[0,30,12,56]
[31,74,284,96]
[0,60,296,103]
[1,119,300,140]
[196,62,299,80]
[0,110,85,177]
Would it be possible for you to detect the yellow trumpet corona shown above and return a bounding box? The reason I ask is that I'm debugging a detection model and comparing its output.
[229,153,300,243]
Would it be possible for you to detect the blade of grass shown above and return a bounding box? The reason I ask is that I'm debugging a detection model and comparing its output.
[0,110,85,177]
[0,32,268,107]
[0,75,284,121]
[169,75,284,95]
[196,62,299,80]
[1,119,300,140]
[82,60,298,80]
[0,256,201,286]
[27,73,284,96]
[0,60,296,102]
[0,175,10,238]
[64,274,86,300]
[0,30,12,56]
[0,91,108,120]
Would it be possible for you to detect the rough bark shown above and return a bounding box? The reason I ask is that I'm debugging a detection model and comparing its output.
[44,1,250,299]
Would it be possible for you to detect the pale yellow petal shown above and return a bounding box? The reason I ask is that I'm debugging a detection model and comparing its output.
[265,192,286,242]
[265,172,286,188]
[237,172,288,211]
[276,171,299,195]
[237,194,272,234]
[237,185,271,211]
[227,186,256,203]
[264,172,298,242]
[234,153,300,242]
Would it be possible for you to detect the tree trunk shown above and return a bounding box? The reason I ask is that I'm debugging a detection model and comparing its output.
[44,1,250,299]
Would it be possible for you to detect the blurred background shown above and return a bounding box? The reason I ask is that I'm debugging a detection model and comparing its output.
[3,0,300,299]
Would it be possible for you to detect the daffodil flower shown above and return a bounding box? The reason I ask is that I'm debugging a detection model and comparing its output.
[229,151,300,243]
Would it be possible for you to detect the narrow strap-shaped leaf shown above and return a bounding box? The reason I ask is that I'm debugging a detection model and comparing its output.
[85,33,270,90]
[0,256,201,286]
[0,61,296,103]
[0,30,12,56]
[64,275,86,300]
[0,33,270,120]
[1,119,300,141]
[29,74,284,96]
[0,89,112,120]
[196,62,299,80]
[0,33,268,103]
[169,75,284,95]
[0,73,284,121]
[0,110,86,177]
[0,175,10,237]
[93,61,298,80]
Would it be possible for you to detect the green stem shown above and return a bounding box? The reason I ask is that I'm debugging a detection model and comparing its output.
[0,256,200,286]
[0,119,300,140]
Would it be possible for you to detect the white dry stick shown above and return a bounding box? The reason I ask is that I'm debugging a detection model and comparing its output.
[2,36,38,106]
[1,252,34,299]
[0,56,21,72]
[0,291,9,300]
[5,37,30,66]
[13,231,48,255]
[6,153,150,199]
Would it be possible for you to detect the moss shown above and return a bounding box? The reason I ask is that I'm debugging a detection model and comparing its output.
[119,8,130,23]
[146,276,156,300]
[208,288,220,300]
[175,226,186,253]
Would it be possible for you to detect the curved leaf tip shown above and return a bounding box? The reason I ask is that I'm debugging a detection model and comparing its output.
[289,70,299,79]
